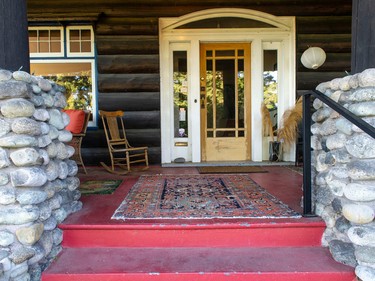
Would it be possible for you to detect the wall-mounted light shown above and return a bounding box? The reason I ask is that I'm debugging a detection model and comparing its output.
[301,47,326,69]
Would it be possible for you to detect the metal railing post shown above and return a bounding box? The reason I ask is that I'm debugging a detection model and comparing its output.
[303,93,313,216]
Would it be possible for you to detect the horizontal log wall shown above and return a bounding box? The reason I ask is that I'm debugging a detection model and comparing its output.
[27,0,352,165]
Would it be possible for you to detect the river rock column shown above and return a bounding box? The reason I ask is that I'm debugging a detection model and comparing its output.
[0,69,82,280]
[313,68,375,281]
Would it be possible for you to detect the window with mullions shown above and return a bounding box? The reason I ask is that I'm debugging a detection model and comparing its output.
[28,25,97,127]
[28,27,64,57]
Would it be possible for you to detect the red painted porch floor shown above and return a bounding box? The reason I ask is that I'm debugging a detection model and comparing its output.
[42,165,355,281]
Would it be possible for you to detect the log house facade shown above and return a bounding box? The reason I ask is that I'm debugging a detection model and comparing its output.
[26,0,352,165]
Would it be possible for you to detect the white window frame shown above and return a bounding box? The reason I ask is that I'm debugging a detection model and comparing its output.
[159,8,296,163]
[29,26,64,58]
[66,26,95,57]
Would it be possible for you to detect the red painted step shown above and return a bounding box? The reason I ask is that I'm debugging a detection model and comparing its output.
[60,221,327,248]
[42,246,355,281]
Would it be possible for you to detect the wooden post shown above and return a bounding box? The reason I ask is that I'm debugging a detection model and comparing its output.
[351,0,375,74]
[0,0,30,73]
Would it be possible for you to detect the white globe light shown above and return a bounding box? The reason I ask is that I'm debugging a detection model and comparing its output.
[301,47,326,69]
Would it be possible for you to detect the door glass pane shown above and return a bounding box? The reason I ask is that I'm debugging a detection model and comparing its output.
[263,50,278,132]
[216,59,235,131]
[238,59,244,129]
[173,51,188,138]
[216,50,235,57]
[206,59,213,129]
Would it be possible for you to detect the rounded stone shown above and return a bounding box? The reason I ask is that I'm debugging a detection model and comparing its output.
[0,230,14,247]
[0,81,31,100]
[9,246,35,264]
[66,177,80,191]
[16,187,48,205]
[58,161,69,179]
[0,185,16,204]
[52,208,68,224]
[330,90,343,102]
[312,107,332,123]
[38,149,50,165]
[44,161,59,181]
[319,119,338,136]
[346,134,375,158]
[339,76,352,91]
[0,134,37,148]
[33,109,50,122]
[48,125,59,140]
[0,118,11,138]
[0,98,35,118]
[313,98,323,110]
[38,78,52,92]
[10,167,48,187]
[42,93,54,108]
[326,149,351,164]
[326,133,347,150]
[344,182,375,202]
[348,101,375,117]
[348,160,375,180]
[66,160,78,177]
[52,228,63,245]
[328,239,357,267]
[335,118,353,135]
[358,68,375,87]
[335,216,351,233]
[0,205,39,225]
[349,74,359,89]
[30,93,44,107]
[28,243,45,265]
[330,78,341,91]
[48,109,65,130]
[39,231,53,256]
[0,172,9,186]
[316,81,331,93]
[43,216,57,231]
[58,130,73,142]
[349,225,375,247]
[38,201,52,221]
[38,135,52,148]
[46,142,58,158]
[355,265,375,281]
[15,223,44,246]
[31,84,41,94]
[342,204,374,224]
[0,69,12,81]
[56,142,70,160]
[61,111,70,127]
[40,122,50,135]
[355,246,375,264]
[10,148,42,167]
[351,87,375,102]
[54,92,67,108]
[327,178,347,196]
[12,71,32,83]
[0,148,10,168]
[11,118,42,136]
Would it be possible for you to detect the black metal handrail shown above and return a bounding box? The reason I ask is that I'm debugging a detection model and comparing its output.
[302,90,375,216]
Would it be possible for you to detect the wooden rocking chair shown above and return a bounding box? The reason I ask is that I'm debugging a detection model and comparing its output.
[99,110,149,174]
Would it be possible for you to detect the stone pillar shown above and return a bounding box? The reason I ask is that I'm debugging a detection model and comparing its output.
[0,69,82,280]
[313,68,375,281]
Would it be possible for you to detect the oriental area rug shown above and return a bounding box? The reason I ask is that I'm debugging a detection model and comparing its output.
[80,180,122,195]
[111,175,300,220]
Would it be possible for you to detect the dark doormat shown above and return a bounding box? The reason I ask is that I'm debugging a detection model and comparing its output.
[197,166,267,174]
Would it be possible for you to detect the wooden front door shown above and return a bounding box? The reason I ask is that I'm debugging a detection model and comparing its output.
[200,43,251,161]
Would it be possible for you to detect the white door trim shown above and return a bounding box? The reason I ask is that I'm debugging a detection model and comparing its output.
[160,8,296,164]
